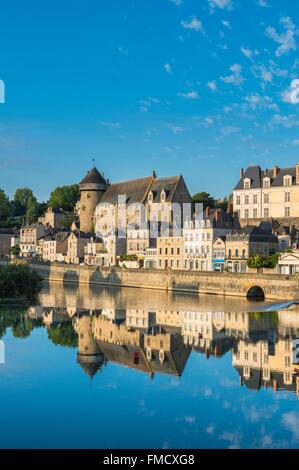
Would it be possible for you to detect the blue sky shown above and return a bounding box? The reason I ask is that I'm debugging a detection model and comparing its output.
[1,0,299,201]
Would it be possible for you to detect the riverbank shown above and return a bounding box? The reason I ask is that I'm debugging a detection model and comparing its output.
[0,264,42,304]
[19,260,299,301]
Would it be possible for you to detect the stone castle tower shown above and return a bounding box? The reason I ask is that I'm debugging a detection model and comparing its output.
[76,313,105,378]
[79,166,107,233]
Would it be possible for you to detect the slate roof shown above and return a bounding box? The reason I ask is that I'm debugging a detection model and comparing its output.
[99,174,190,206]
[100,176,152,205]
[234,165,297,190]
[80,166,107,185]
[227,226,278,243]
[150,176,180,202]
[206,208,237,229]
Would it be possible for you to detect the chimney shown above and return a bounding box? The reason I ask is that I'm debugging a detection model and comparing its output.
[152,170,157,179]
[215,209,221,223]
[227,199,233,215]
[296,163,299,184]
[240,168,244,179]
[273,164,278,178]
[205,206,210,218]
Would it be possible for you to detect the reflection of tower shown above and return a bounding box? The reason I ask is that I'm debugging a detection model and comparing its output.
[77,314,105,378]
[79,166,107,233]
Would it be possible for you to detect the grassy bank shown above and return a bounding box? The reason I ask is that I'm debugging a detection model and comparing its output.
[0,264,42,304]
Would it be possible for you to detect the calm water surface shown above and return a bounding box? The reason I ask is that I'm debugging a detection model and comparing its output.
[1,281,299,449]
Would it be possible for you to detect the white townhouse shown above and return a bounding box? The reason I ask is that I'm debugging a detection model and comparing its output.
[183,208,236,271]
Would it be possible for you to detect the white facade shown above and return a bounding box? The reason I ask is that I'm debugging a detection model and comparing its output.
[183,219,232,271]
[278,252,299,275]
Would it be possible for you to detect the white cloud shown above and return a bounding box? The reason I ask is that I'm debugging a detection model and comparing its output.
[177,90,200,99]
[208,0,233,12]
[222,20,231,29]
[181,16,204,33]
[244,93,279,111]
[240,47,259,61]
[293,139,299,145]
[139,96,160,112]
[257,0,268,6]
[169,0,182,4]
[265,16,297,57]
[118,47,128,55]
[221,125,240,135]
[167,124,184,134]
[272,113,299,128]
[100,121,120,128]
[164,63,172,74]
[241,134,253,142]
[204,116,214,126]
[220,63,245,86]
[282,412,299,439]
[207,80,217,91]
[251,61,288,89]
[281,80,299,104]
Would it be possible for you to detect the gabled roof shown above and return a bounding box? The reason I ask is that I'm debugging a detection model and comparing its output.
[150,176,180,203]
[100,174,190,205]
[100,176,153,205]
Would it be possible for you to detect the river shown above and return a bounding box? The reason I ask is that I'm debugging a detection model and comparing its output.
[0,281,299,449]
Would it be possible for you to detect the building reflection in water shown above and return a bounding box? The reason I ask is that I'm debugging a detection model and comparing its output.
[23,295,299,397]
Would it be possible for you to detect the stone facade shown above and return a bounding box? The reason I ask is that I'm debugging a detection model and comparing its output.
[157,235,184,270]
[233,164,299,223]
[79,167,107,233]
[26,261,299,300]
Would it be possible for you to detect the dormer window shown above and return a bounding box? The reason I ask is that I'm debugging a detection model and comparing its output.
[244,178,251,189]
[263,177,270,188]
[148,190,153,203]
[284,175,292,187]
[161,189,166,203]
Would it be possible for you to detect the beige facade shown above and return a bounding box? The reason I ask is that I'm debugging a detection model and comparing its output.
[278,251,299,275]
[42,232,69,262]
[84,237,108,267]
[38,207,70,229]
[233,164,299,222]
[66,232,90,264]
[127,227,150,255]
[225,227,278,273]
[157,236,184,270]
[93,173,192,237]
[20,223,48,258]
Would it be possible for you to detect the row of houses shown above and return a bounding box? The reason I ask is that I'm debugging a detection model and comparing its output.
[2,207,294,274]
[27,303,299,393]
[2,162,299,274]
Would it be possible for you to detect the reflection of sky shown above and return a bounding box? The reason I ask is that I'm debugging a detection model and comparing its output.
[1,328,299,449]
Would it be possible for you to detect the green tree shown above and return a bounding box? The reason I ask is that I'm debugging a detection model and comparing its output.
[192,192,215,210]
[10,244,20,257]
[47,322,78,348]
[26,196,39,224]
[49,184,80,212]
[0,265,42,302]
[13,188,35,216]
[0,188,10,221]
[247,253,280,269]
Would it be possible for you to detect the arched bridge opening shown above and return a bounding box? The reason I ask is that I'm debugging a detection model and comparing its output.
[246,285,265,301]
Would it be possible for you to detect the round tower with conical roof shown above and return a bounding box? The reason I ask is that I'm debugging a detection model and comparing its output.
[76,313,105,379]
[79,166,107,233]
